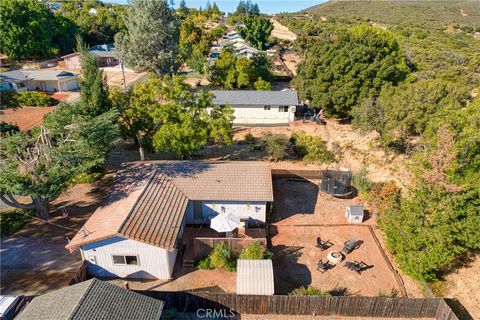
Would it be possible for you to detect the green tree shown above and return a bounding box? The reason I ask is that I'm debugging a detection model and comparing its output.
[0,0,77,60]
[117,0,179,75]
[178,0,188,16]
[0,109,118,219]
[77,37,111,117]
[294,25,410,117]
[60,0,125,46]
[254,78,271,91]
[237,14,272,50]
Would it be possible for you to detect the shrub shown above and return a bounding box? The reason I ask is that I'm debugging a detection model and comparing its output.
[265,133,289,161]
[207,242,237,271]
[0,121,20,136]
[378,288,399,297]
[289,285,332,297]
[244,132,256,144]
[0,90,17,107]
[353,164,372,197]
[366,181,401,214]
[15,91,54,107]
[0,209,32,236]
[291,131,334,164]
[197,257,212,270]
[69,172,102,185]
[239,241,272,260]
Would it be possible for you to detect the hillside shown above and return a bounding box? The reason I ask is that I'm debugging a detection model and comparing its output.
[303,0,480,31]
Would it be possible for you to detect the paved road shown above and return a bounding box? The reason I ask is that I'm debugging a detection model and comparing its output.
[0,236,82,295]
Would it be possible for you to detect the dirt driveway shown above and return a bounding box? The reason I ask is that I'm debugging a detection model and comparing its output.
[0,236,82,295]
[0,180,109,296]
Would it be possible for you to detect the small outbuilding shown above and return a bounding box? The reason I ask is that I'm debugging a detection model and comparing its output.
[236,259,274,295]
[346,205,365,224]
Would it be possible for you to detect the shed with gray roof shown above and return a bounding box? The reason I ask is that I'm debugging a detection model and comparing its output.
[16,278,164,320]
[211,90,299,125]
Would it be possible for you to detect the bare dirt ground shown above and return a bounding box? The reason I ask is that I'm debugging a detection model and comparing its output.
[283,52,301,76]
[0,179,112,295]
[0,106,54,131]
[270,178,409,297]
[271,19,298,41]
[441,253,480,319]
[103,70,146,89]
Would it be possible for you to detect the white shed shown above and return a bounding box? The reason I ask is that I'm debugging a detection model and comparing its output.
[345,205,364,224]
[236,259,274,295]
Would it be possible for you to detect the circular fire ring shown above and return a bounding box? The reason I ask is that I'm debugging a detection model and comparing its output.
[327,251,344,265]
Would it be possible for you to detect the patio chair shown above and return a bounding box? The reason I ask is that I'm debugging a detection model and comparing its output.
[316,237,333,251]
[341,239,360,255]
[345,260,373,274]
[317,259,332,273]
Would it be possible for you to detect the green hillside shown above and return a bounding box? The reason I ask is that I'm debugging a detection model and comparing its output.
[303,0,480,31]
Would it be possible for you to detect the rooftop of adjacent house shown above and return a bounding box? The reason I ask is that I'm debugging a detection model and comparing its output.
[67,161,273,250]
[211,90,299,106]
[237,259,275,295]
[0,69,77,82]
[16,278,164,320]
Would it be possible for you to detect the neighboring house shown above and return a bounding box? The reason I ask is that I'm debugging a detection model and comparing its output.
[223,31,239,40]
[16,278,164,320]
[66,161,273,280]
[210,37,260,60]
[61,44,118,70]
[0,69,79,92]
[211,90,299,125]
[237,259,274,295]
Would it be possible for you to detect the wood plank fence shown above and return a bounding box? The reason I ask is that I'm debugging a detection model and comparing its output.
[137,291,461,320]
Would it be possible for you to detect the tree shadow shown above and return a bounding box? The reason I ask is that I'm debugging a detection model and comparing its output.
[270,178,318,222]
[271,244,311,294]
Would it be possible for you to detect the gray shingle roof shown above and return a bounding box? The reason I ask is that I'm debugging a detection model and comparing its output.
[0,69,77,82]
[16,279,164,320]
[211,90,298,106]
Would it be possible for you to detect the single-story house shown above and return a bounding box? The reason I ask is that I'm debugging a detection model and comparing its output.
[16,278,164,320]
[237,259,274,295]
[0,69,79,92]
[211,90,299,125]
[66,161,273,280]
[61,43,118,70]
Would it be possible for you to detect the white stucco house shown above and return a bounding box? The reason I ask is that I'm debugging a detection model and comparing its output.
[211,90,299,125]
[66,161,273,280]
[0,69,79,92]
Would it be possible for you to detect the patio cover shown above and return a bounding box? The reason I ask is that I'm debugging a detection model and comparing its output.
[236,259,274,295]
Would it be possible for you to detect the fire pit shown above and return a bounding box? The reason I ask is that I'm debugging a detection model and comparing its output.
[327,251,344,265]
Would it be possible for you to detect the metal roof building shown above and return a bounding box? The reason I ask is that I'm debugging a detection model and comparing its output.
[16,279,164,320]
[237,259,275,295]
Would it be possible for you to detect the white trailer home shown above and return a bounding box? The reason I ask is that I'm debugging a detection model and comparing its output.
[66,161,273,280]
[211,90,299,125]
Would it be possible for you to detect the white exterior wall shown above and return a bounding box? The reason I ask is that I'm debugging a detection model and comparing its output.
[216,105,295,125]
[185,200,267,224]
[80,236,177,280]
[27,80,59,92]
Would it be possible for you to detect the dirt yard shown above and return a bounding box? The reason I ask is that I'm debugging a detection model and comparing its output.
[0,178,112,295]
[270,178,424,298]
[0,106,54,131]
[441,253,480,319]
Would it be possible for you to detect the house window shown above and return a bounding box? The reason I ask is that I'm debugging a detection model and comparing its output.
[112,255,140,266]
[264,105,271,110]
[279,106,289,112]
[17,81,26,88]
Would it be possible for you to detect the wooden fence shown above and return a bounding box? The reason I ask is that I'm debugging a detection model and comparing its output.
[68,263,90,285]
[271,169,323,179]
[138,291,461,319]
